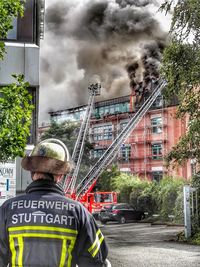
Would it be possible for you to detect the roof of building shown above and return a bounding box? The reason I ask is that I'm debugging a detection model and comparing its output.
[49,95,130,115]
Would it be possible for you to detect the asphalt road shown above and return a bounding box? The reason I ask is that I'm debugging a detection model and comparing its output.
[99,222,200,267]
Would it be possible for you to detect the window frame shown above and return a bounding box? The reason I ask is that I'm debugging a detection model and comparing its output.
[151,117,162,134]
[151,143,162,160]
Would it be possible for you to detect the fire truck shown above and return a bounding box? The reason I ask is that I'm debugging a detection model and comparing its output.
[63,79,167,218]
[63,82,118,216]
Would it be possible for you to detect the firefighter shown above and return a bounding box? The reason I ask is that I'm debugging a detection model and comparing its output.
[0,138,109,267]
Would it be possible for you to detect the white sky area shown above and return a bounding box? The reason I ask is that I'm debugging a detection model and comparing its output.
[39,0,171,124]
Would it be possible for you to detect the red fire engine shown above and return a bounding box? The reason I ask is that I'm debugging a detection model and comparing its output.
[63,79,166,218]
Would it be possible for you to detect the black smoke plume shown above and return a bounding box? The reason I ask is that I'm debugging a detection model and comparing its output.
[39,0,170,123]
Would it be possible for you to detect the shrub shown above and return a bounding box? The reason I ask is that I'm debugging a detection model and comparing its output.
[190,230,200,245]
[157,176,185,220]
[111,173,138,202]
[137,181,159,215]
[173,190,184,224]
[111,173,186,222]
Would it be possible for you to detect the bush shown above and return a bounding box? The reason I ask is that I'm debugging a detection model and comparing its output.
[111,174,185,222]
[111,173,138,203]
[190,230,200,245]
[191,173,200,228]
[173,190,184,224]
[157,177,185,220]
[137,182,159,215]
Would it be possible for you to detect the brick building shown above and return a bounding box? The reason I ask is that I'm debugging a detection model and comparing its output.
[47,94,191,181]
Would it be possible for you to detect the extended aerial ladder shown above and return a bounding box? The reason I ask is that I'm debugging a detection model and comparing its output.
[75,79,167,201]
[63,83,101,196]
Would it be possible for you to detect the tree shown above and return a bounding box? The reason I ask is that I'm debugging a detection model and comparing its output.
[160,1,200,166]
[95,165,121,191]
[0,0,25,59]
[40,121,95,181]
[41,121,79,155]
[0,75,34,161]
[111,173,146,203]
[0,0,34,161]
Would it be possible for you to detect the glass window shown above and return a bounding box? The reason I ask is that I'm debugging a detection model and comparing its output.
[114,104,120,113]
[104,107,109,114]
[94,193,113,203]
[151,143,162,160]
[114,204,128,210]
[7,18,18,39]
[91,149,106,158]
[122,103,129,112]
[7,0,36,43]
[120,144,131,161]
[151,117,162,134]
[92,125,112,141]
[152,96,163,108]
[110,105,115,114]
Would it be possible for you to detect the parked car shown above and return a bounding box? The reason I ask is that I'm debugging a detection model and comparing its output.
[99,203,145,224]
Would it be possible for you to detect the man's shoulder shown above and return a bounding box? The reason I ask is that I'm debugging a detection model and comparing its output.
[0,194,26,208]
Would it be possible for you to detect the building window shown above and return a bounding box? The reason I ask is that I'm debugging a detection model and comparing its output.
[151,117,162,134]
[94,102,129,117]
[91,149,106,158]
[7,18,18,40]
[92,125,112,141]
[6,0,39,44]
[152,171,163,182]
[152,96,163,108]
[120,144,131,162]
[151,143,162,160]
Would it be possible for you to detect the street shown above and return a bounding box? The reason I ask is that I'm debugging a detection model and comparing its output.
[100,222,200,267]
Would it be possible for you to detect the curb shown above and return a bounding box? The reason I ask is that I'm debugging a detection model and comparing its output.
[151,222,184,227]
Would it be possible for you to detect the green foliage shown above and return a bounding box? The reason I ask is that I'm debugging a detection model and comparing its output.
[137,182,159,215]
[0,75,34,161]
[160,0,200,41]
[41,121,79,155]
[189,230,200,245]
[162,43,200,99]
[111,173,140,203]
[0,0,25,59]
[41,121,95,180]
[160,0,200,166]
[129,178,150,209]
[165,87,200,165]
[157,177,185,220]
[96,165,120,191]
[191,173,200,229]
[173,190,184,223]
[0,1,34,161]
[111,173,185,222]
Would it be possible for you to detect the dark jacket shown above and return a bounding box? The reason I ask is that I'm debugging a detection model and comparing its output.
[0,179,108,267]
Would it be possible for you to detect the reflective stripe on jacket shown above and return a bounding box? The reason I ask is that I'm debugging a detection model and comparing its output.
[0,179,108,267]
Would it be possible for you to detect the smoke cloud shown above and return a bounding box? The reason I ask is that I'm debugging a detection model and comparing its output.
[39,0,171,123]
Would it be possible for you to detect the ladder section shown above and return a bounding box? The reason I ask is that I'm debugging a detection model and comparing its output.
[64,83,101,193]
[76,79,167,199]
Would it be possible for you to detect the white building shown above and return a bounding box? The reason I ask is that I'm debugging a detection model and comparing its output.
[0,0,45,194]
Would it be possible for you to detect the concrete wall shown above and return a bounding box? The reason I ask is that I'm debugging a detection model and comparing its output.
[0,43,39,86]
[0,0,42,196]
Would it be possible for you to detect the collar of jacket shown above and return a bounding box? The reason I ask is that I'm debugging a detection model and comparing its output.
[26,179,65,196]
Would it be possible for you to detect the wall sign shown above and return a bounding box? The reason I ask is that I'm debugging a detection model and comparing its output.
[0,161,16,206]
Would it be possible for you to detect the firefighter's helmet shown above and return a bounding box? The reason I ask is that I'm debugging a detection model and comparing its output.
[21,138,73,174]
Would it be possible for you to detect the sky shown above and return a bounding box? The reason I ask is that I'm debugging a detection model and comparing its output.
[39,0,171,124]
